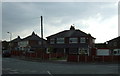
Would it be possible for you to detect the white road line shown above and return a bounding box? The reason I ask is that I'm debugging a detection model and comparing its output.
[47,71,53,76]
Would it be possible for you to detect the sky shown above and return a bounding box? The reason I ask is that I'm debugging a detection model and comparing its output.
[2,1,119,43]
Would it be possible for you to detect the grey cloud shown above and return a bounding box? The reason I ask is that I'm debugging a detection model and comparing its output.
[2,2,117,41]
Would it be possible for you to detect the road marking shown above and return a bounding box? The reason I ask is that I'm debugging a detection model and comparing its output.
[47,71,53,76]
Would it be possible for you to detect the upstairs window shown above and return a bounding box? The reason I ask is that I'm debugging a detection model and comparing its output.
[56,38,64,44]
[18,41,28,47]
[69,38,78,44]
[80,37,86,43]
[50,38,55,44]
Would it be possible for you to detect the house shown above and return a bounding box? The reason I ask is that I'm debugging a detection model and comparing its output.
[93,37,120,62]
[18,31,47,53]
[10,36,21,51]
[2,41,9,50]
[107,36,120,56]
[46,26,96,56]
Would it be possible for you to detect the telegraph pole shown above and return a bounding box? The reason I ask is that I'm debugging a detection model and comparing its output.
[40,16,44,60]
[41,16,43,40]
[7,32,12,51]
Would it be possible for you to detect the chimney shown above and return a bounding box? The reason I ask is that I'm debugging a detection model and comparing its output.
[70,25,75,30]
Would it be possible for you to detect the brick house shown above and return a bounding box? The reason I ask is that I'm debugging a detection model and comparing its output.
[107,36,120,56]
[94,36,120,62]
[10,36,21,51]
[46,26,96,56]
[2,41,9,50]
[18,32,47,53]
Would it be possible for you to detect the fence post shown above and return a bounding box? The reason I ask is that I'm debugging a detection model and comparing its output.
[77,55,79,62]
[103,56,104,62]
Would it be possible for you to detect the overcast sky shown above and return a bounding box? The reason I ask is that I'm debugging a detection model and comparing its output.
[2,2,119,43]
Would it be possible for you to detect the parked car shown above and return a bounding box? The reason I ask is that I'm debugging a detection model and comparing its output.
[2,50,11,57]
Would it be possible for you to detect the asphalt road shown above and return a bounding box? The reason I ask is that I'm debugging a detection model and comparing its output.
[2,57,119,75]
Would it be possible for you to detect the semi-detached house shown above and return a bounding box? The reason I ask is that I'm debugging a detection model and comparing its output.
[18,32,47,53]
[46,26,96,56]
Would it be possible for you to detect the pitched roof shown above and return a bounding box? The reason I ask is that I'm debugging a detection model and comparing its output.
[22,31,46,41]
[11,36,21,42]
[47,26,95,39]
[107,36,120,42]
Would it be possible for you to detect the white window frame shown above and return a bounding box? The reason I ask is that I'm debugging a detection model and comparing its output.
[80,37,86,43]
[56,38,64,44]
[18,41,28,47]
[78,48,88,55]
[69,38,78,44]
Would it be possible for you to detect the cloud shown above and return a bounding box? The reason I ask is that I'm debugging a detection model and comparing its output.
[0,2,1,40]
[81,15,118,43]
[2,2,118,43]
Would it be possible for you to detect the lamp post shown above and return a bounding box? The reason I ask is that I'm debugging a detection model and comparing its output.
[7,32,12,41]
[7,32,12,51]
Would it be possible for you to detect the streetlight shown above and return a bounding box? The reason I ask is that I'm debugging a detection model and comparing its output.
[7,32,12,51]
[7,32,12,41]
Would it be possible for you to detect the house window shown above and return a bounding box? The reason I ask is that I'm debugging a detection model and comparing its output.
[56,38,64,44]
[69,48,78,54]
[113,49,120,55]
[80,37,86,43]
[50,38,55,44]
[114,51,117,54]
[118,50,120,54]
[79,48,88,55]
[18,41,28,47]
[69,38,78,43]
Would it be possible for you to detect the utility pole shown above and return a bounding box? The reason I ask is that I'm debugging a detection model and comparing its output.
[40,16,43,47]
[41,16,43,40]
[7,32,12,51]
[40,16,44,60]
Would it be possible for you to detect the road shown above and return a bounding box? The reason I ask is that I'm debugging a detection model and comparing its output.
[2,57,119,75]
